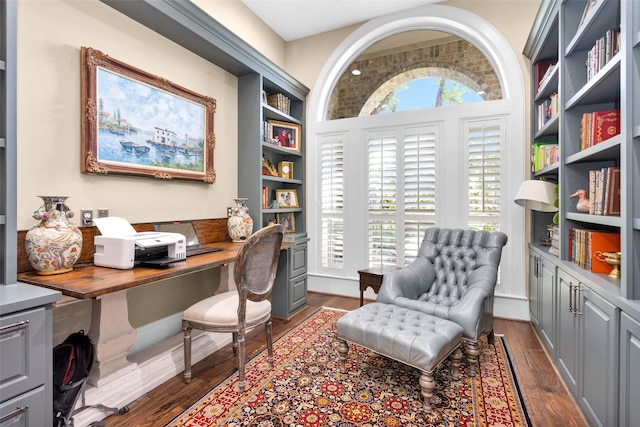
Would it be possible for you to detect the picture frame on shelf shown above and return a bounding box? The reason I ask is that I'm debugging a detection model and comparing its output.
[267,120,301,152]
[277,211,295,233]
[275,189,299,208]
[279,161,294,179]
[80,46,217,183]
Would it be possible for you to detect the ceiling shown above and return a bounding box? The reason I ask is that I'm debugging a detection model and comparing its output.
[240,0,441,41]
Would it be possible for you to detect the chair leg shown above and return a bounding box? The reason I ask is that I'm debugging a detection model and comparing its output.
[487,329,495,345]
[183,325,192,384]
[337,338,349,373]
[419,370,436,412]
[232,332,238,354]
[464,340,479,377]
[266,319,273,367]
[237,332,246,392]
[450,346,463,379]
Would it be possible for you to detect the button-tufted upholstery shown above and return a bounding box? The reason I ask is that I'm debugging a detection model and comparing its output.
[377,227,507,374]
[336,302,463,412]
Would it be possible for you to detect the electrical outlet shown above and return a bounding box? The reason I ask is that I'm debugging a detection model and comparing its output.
[97,209,109,218]
[81,209,94,226]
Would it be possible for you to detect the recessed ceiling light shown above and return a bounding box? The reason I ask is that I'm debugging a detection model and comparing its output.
[351,69,362,76]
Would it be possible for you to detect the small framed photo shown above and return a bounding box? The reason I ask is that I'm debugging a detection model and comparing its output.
[277,212,295,233]
[268,120,301,152]
[279,161,294,179]
[275,189,299,208]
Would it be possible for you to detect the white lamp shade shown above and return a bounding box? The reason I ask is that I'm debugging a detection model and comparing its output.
[514,180,558,212]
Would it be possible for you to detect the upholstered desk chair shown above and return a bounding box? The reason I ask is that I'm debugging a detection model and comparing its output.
[377,227,508,375]
[182,224,284,391]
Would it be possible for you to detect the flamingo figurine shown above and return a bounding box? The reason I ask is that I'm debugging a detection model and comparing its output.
[570,189,591,213]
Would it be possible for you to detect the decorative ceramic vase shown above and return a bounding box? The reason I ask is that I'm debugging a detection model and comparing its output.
[25,196,83,275]
[227,198,253,242]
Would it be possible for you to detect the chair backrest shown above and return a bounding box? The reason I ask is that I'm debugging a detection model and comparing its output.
[417,228,508,305]
[233,224,284,302]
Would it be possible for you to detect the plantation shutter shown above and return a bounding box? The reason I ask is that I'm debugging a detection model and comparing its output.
[367,133,397,267]
[320,134,345,269]
[467,120,503,231]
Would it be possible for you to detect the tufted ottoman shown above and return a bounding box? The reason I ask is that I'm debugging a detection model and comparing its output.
[336,302,464,412]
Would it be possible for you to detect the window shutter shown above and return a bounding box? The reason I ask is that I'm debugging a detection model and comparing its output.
[320,135,345,268]
[467,121,502,231]
[367,134,397,266]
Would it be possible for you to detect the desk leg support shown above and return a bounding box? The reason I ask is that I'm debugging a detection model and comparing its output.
[88,290,137,387]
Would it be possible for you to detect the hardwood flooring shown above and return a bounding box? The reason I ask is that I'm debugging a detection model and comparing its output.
[103,292,588,426]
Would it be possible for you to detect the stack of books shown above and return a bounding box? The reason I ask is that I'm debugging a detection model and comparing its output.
[568,228,620,274]
[588,166,621,216]
[266,93,291,115]
[534,60,557,94]
[580,109,620,150]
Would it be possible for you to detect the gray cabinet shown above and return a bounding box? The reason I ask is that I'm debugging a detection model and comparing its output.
[619,313,640,427]
[272,240,308,319]
[529,248,557,356]
[528,252,540,326]
[579,285,619,427]
[557,268,579,393]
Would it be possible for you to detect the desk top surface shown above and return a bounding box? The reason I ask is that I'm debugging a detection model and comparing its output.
[17,241,293,299]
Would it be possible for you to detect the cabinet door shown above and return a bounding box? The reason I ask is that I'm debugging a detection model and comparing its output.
[0,307,47,401]
[556,269,579,393]
[538,257,556,355]
[528,252,540,326]
[0,385,46,427]
[579,286,619,427]
[619,313,640,427]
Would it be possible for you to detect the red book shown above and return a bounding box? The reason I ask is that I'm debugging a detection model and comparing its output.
[587,231,620,274]
[592,109,620,145]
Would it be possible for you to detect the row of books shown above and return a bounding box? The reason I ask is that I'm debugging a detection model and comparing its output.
[588,166,620,216]
[586,27,620,82]
[534,59,557,94]
[568,228,620,274]
[536,92,559,131]
[580,109,620,150]
[266,93,291,115]
[531,141,559,172]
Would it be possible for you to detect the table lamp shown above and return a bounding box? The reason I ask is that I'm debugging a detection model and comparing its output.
[514,180,558,212]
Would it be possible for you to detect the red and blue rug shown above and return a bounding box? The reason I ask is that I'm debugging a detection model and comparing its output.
[167,307,530,426]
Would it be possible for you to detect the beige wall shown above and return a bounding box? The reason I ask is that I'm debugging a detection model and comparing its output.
[17,0,239,230]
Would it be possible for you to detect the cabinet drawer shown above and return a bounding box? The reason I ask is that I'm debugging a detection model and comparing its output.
[289,243,307,278]
[289,275,307,312]
[0,307,47,401]
[0,385,46,427]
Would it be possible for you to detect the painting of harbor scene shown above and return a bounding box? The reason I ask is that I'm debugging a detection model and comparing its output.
[81,47,216,183]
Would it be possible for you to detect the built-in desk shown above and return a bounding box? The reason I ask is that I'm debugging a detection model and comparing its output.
[17,240,293,386]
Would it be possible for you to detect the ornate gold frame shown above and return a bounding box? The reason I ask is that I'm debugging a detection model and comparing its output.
[80,47,217,183]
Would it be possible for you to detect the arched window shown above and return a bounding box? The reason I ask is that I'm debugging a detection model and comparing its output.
[307,5,526,305]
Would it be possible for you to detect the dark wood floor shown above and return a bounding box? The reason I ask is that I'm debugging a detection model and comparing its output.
[103,292,588,426]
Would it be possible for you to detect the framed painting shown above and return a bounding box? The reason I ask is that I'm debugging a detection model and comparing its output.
[80,47,217,183]
[267,120,301,152]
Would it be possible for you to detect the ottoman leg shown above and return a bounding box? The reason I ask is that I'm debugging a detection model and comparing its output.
[337,338,349,373]
[464,340,479,377]
[419,370,436,412]
[451,346,463,379]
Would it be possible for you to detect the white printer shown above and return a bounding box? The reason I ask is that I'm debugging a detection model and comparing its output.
[93,217,186,269]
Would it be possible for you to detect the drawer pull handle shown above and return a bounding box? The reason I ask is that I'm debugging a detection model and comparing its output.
[0,320,29,333]
[0,405,28,422]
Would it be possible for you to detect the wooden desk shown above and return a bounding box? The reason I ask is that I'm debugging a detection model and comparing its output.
[17,240,293,386]
[357,266,401,306]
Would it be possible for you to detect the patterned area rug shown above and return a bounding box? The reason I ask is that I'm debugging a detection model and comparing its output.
[167,307,531,427]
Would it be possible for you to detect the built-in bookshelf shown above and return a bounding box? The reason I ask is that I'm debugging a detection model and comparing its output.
[524,1,640,425]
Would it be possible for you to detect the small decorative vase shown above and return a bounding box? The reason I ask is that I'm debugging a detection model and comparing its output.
[25,196,83,275]
[227,198,253,242]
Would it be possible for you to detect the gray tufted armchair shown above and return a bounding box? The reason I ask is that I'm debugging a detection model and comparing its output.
[377,227,508,375]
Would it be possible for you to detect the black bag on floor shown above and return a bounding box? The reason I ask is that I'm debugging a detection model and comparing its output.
[52,330,129,427]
